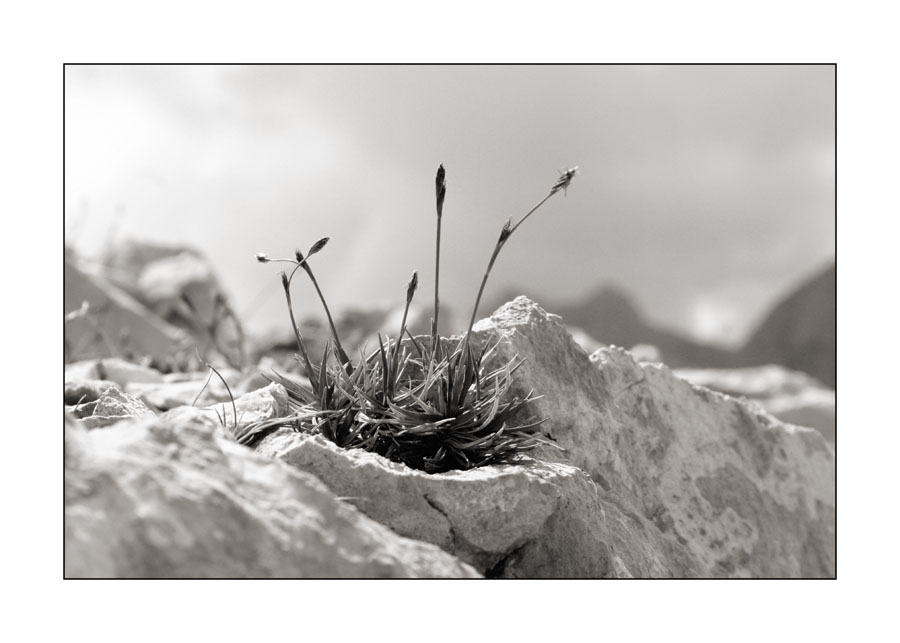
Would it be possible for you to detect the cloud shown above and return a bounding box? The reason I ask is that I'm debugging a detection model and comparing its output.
[65,65,835,344]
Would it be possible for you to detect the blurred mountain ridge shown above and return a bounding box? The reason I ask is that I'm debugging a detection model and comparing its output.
[486,261,835,386]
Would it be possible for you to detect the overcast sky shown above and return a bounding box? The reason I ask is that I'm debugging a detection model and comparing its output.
[64,65,834,347]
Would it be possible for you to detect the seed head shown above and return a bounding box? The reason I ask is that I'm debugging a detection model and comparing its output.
[280,271,290,290]
[435,164,447,216]
[308,236,330,258]
[406,271,419,302]
[256,252,270,263]
[551,166,579,195]
[498,217,514,243]
[295,248,305,263]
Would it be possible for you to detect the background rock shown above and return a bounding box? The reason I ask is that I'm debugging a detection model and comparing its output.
[81,386,156,429]
[147,382,290,437]
[65,256,188,365]
[65,415,480,578]
[488,286,741,369]
[740,263,835,388]
[64,377,117,406]
[66,357,164,387]
[103,240,246,369]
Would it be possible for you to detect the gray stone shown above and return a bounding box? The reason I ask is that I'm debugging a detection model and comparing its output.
[127,378,238,411]
[64,377,117,406]
[81,386,157,429]
[66,358,164,387]
[469,297,834,577]
[133,382,290,444]
[64,415,480,578]
[257,430,690,577]
[104,241,245,368]
[674,365,835,443]
[65,257,189,364]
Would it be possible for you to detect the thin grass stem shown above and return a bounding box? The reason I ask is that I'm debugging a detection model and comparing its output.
[301,263,351,369]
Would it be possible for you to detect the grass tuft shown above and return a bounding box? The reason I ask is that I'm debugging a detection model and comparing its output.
[245,164,576,472]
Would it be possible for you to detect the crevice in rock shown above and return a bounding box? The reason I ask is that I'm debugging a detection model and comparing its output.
[484,542,530,578]
[421,491,460,549]
[420,490,507,573]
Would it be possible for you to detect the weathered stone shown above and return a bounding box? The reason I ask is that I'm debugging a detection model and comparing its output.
[81,386,157,429]
[675,365,835,443]
[252,298,832,576]
[257,430,690,577]
[466,297,834,577]
[67,357,164,387]
[127,378,238,411]
[64,377,117,405]
[132,382,290,438]
[103,241,245,368]
[65,416,480,578]
[200,382,289,428]
[65,257,189,364]
[764,390,835,443]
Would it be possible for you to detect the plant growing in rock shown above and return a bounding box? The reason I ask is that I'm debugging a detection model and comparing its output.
[247,164,576,473]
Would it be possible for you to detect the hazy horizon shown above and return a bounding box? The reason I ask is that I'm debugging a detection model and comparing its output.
[64,65,835,348]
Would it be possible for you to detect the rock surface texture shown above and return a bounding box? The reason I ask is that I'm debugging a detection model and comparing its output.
[256,431,684,577]
[473,297,835,577]
[80,386,157,429]
[253,298,833,577]
[675,365,835,443]
[63,295,835,578]
[103,240,246,368]
[65,257,187,364]
[65,414,480,578]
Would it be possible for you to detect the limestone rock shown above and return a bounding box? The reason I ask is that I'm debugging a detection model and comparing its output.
[66,357,164,387]
[127,376,239,411]
[103,240,245,368]
[81,386,156,429]
[65,257,188,364]
[257,430,689,577]
[65,415,480,578]
[675,365,835,442]
[136,382,290,440]
[64,377,117,406]
[469,296,834,577]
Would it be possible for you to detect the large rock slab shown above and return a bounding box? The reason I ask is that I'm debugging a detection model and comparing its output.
[256,430,694,577]
[466,297,834,577]
[65,414,479,578]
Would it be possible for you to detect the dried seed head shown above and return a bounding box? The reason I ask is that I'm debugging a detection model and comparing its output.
[406,271,419,302]
[551,166,579,195]
[435,164,446,215]
[256,252,270,263]
[295,248,305,263]
[498,217,514,243]
[436,164,446,199]
[308,236,330,257]
[280,271,290,290]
